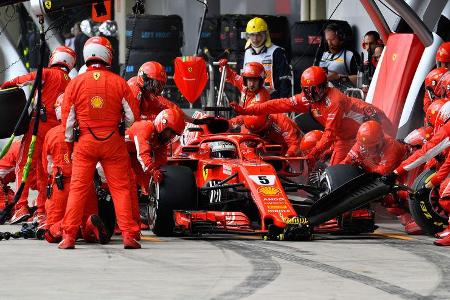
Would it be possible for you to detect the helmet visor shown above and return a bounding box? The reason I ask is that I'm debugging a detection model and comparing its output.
[303,84,326,102]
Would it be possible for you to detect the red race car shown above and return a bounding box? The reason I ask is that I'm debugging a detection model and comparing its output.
[143,109,391,240]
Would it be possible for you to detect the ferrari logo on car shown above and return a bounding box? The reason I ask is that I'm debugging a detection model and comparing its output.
[90,96,104,108]
[258,186,280,196]
[392,53,397,61]
[44,1,52,10]
[202,166,208,180]
[93,72,101,80]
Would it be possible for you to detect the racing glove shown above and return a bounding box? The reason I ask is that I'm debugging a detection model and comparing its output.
[151,169,164,184]
[381,171,398,185]
[229,102,247,115]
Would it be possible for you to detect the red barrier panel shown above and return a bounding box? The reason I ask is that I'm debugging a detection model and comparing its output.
[371,33,424,134]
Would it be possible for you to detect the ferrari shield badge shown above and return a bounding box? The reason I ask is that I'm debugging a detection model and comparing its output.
[93,72,101,80]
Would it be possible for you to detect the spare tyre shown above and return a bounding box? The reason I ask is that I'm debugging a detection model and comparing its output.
[199,16,222,53]
[409,168,448,235]
[0,87,30,138]
[126,15,183,51]
[122,49,181,80]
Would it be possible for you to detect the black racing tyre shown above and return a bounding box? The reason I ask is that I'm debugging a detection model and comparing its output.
[122,49,181,80]
[126,15,183,51]
[199,16,222,53]
[148,165,196,236]
[98,194,116,239]
[408,168,448,235]
[0,87,30,138]
[321,164,364,192]
[291,55,316,94]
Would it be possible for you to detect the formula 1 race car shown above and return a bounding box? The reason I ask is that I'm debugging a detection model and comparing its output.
[143,110,398,240]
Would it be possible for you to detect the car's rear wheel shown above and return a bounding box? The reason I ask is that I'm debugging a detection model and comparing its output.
[409,168,448,235]
[148,165,197,236]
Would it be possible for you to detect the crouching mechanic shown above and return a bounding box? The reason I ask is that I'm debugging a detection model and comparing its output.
[218,59,270,129]
[231,66,395,165]
[341,121,406,175]
[340,121,421,233]
[386,101,450,243]
[0,140,20,210]
[242,114,302,156]
[60,36,141,249]
[128,61,192,122]
[1,46,76,225]
[43,96,107,244]
[127,109,185,192]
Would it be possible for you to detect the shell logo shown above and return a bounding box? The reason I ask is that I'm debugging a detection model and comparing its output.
[90,96,104,108]
[258,186,280,196]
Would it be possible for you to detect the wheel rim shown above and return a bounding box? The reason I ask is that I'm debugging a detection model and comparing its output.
[429,187,449,219]
[147,180,159,230]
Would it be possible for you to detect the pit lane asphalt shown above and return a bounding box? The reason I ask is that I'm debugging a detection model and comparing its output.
[0,221,448,300]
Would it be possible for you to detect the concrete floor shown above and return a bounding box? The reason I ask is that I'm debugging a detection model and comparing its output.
[0,221,449,300]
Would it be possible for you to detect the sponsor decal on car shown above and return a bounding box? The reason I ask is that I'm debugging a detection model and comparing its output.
[282,215,309,225]
[202,165,208,181]
[258,186,281,196]
[223,164,232,176]
[267,204,288,210]
[249,175,276,186]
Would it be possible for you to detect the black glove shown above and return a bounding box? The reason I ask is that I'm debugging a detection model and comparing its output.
[381,172,398,185]
[192,118,211,126]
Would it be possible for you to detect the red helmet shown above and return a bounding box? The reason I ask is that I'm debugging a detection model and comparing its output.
[243,115,269,132]
[241,62,266,79]
[300,130,323,153]
[301,66,327,87]
[426,99,446,127]
[435,100,450,133]
[49,46,76,70]
[356,120,384,148]
[424,67,448,98]
[137,61,167,93]
[83,36,113,65]
[154,109,185,136]
[441,72,450,98]
[301,66,328,102]
[436,42,450,65]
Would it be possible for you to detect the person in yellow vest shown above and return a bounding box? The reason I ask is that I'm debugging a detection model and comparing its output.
[243,17,291,99]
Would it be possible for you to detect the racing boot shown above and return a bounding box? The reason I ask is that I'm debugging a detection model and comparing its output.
[123,232,141,249]
[44,230,61,244]
[434,233,450,246]
[9,206,30,224]
[404,220,423,235]
[58,234,76,249]
[85,214,110,244]
[435,224,450,239]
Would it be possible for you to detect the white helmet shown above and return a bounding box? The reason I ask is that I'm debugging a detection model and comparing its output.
[210,141,237,159]
[49,46,76,70]
[78,64,88,75]
[435,100,450,133]
[83,36,113,66]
